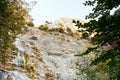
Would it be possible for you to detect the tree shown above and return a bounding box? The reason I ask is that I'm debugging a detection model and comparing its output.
[73,0,120,79]
[0,0,33,54]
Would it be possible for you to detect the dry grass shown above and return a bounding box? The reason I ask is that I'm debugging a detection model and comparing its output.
[38,24,49,31]
[29,41,35,46]
[57,27,64,33]
[31,46,39,52]
[38,24,83,39]
[45,72,55,80]
[27,21,34,27]
[48,27,65,33]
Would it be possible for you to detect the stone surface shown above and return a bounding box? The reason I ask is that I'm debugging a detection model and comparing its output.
[13,27,89,80]
[0,27,91,80]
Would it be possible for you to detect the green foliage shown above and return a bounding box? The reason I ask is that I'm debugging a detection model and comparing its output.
[84,0,120,19]
[0,0,33,54]
[76,55,109,80]
[74,0,120,79]
[77,65,98,80]
[75,46,99,56]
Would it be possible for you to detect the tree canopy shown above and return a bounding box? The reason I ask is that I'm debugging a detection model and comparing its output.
[73,0,120,79]
[0,0,33,54]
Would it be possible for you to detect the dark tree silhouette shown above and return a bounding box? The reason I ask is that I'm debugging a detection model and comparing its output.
[74,0,120,79]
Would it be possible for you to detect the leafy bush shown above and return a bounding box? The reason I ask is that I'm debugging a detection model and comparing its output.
[74,0,120,79]
[0,0,32,54]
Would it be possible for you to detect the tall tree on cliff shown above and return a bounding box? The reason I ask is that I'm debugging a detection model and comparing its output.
[0,0,33,54]
[74,0,120,79]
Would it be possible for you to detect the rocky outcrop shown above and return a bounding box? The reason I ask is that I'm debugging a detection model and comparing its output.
[0,27,95,80]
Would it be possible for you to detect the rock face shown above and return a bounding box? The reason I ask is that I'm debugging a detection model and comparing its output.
[0,27,90,80]
[0,69,30,80]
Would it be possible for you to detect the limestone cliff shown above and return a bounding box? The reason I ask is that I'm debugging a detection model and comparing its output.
[0,17,110,80]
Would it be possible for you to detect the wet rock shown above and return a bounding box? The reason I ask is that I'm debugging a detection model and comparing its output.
[11,71,30,80]
[0,69,31,80]
[0,69,16,80]
[6,75,16,80]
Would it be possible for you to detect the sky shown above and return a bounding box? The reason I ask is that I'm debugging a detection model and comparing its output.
[29,0,93,26]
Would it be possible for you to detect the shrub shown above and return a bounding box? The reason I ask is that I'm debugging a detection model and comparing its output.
[38,24,49,31]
